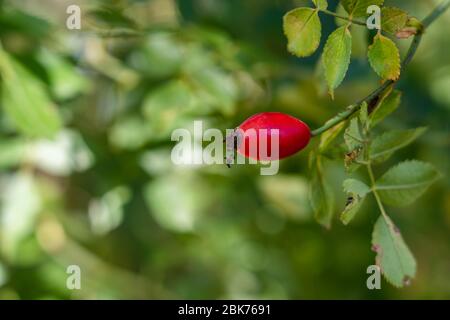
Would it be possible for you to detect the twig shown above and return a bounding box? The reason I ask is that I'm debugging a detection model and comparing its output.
[319,9,367,26]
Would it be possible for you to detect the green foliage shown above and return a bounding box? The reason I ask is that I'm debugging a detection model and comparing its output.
[307,31,439,283]
[337,102,438,286]
[372,214,416,287]
[283,8,321,58]
[319,121,345,153]
[344,116,364,171]
[381,7,409,34]
[338,96,438,286]
[341,178,371,225]
[0,49,62,138]
[369,89,401,128]
[37,49,88,101]
[283,1,411,96]
[143,172,212,232]
[322,26,352,98]
[375,160,441,207]
[0,0,448,299]
[368,33,401,80]
[343,179,371,197]
[370,127,427,162]
[344,118,363,151]
[313,0,328,10]
[143,80,198,139]
[0,138,25,168]
[341,0,385,17]
[309,153,334,228]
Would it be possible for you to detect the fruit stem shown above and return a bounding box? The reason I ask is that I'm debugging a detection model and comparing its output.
[311,0,450,137]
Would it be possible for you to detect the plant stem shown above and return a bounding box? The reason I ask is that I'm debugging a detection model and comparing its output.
[311,0,450,137]
[367,161,388,219]
[311,81,393,136]
[422,0,450,27]
[319,9,367,26]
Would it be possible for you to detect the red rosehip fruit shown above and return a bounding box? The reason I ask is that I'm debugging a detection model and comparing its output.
[235,112,311,161]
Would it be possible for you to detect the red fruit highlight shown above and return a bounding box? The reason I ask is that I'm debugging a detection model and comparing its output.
[235,112,311,161]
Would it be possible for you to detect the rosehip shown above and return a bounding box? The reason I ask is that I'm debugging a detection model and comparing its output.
[234,112,311,161]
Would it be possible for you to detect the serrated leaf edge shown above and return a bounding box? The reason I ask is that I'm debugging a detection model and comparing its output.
[368,33,401,81]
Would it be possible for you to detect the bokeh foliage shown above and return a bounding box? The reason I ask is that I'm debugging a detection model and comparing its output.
[0,0,449,299]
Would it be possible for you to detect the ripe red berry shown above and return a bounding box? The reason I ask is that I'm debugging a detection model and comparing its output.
[235,112,311,161]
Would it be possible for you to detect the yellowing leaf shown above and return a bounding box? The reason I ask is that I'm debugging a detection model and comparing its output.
[283,8,322,58]
[381,7,409,34]
[368,33,401,80]
[322,26,352,98]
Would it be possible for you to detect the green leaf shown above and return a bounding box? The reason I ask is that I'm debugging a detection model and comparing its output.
[370,89,401,128]
[313,0,328,10]
[344,118,364,171]
[333,5,368,57]
[341,0,384,18]
[0,9,51,38]
[341,196,364,225]
[129,32,183,78]
[344,118,363,151]
[37,49,89,100]
[370,127,427,162]
[375,160,441,207]
[372,214,416,287]
[381,7,409,34]
[359,102,370,132]
[189,66,238,116]
[343,178,371,197]
[368,33,401,81]
[322,25,352,98]
[0,50,62,138]
[309,153,334,228]
[319,121,345,153]
[109,116,152,150]
[143,80,198,139]
[283,8,322,58]
[340,178,371,225]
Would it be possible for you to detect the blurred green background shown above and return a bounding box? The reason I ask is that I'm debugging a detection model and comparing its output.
[0,0,449,299]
